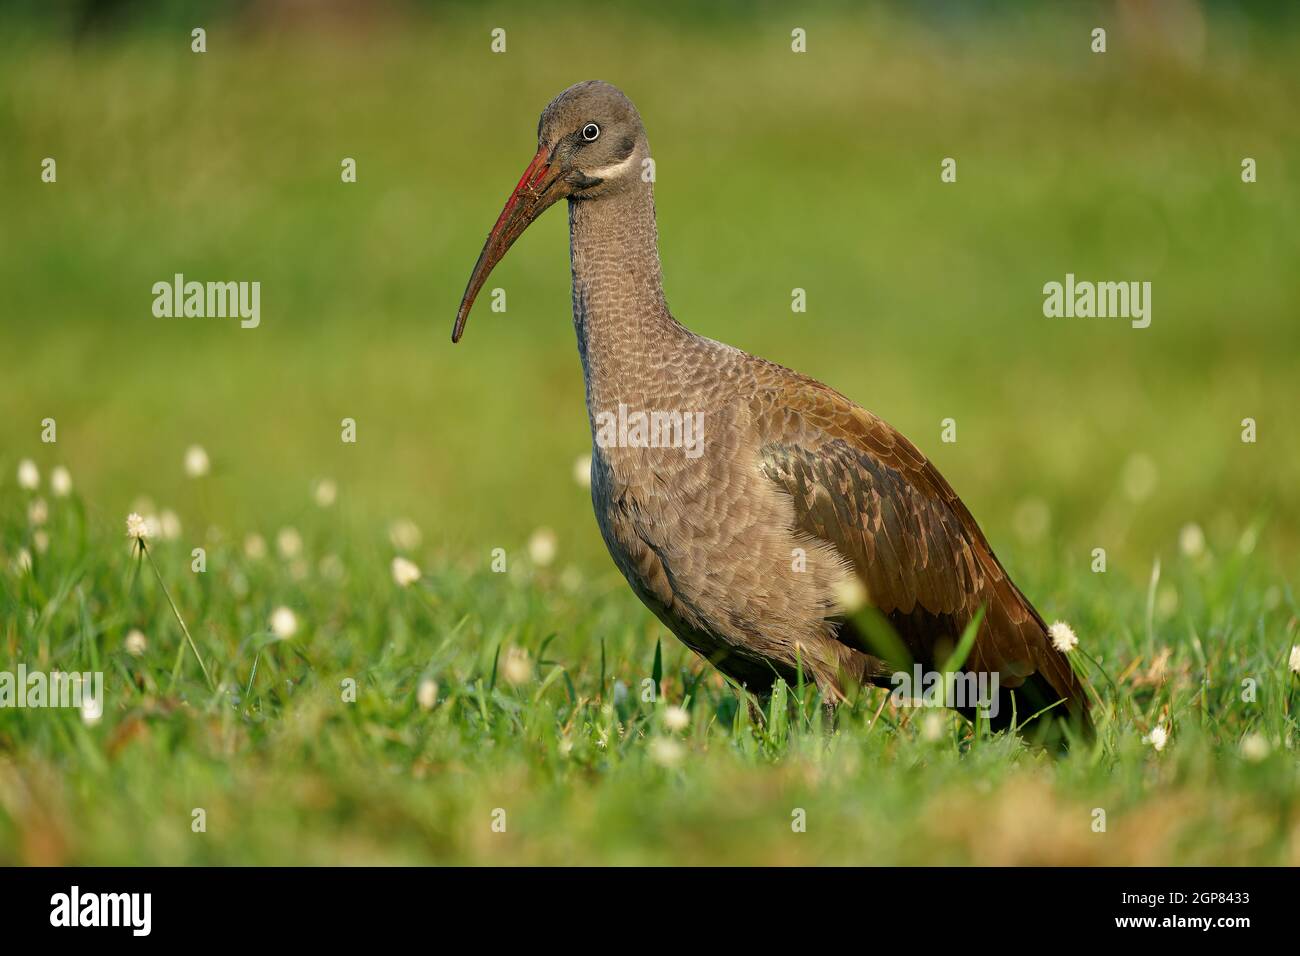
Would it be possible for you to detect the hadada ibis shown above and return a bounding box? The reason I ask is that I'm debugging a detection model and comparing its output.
[453,80,1090,740]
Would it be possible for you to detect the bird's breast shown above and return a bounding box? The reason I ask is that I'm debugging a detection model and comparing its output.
[586,404,857,682]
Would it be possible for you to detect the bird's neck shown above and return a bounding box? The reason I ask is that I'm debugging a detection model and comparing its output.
[568,183,688,409]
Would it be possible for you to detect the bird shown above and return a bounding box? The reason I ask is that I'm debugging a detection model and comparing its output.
[453,80,1090,741]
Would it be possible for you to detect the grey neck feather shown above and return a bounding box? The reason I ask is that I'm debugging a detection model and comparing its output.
[567,180,690,415]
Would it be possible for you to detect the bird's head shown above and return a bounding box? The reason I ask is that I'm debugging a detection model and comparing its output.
[452,80,649,343]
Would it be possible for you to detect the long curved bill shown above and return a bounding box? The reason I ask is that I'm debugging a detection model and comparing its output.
[452,145,564,343]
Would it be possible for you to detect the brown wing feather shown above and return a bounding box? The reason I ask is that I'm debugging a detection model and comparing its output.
[751,370,1088,723]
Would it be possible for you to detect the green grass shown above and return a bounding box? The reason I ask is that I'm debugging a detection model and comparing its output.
[1,3,1298,864]
[2,503,1297,864]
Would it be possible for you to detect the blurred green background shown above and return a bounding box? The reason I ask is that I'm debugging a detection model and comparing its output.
[1,0,1299,868]
[3,0,1298,578]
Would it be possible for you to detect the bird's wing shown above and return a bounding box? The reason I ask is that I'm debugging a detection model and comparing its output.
[750,367,1085,715]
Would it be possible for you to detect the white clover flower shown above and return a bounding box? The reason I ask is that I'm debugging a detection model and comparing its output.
[663,705,690,732]
[1049,620,1078,653]
[832,577,868,614]
[313,478,337,508]
[1180,522,1206,561]
[417,677,438,710]
[921,711,947,742]
[391,556,421,587]
[159,509,182,541]
[14,549,33,574]
[388,518,421,552]
[27,498,48,527]
[1179,522,1205,557]
[244,534,267,560]
[269,606,298,639]
[276,527,303,559]
[17,459,39,490]
[80,688,102,727]
[124,629,148,657]
[184,444,210,478]
[1239,733,1269,762]
[125,512,151,542]
[1289,644,1300,675]
[1145,725,1168,752]
[573,454,592,489]
[649,736,685,769]
[528,527,557,566]
[32,531,49,555]
[50,466,72,497]
[502,647,532,686]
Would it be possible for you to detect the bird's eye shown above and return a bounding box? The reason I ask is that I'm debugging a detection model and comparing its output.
[581,123,600,142]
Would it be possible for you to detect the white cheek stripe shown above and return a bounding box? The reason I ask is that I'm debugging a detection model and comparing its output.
[584,152,638,180]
